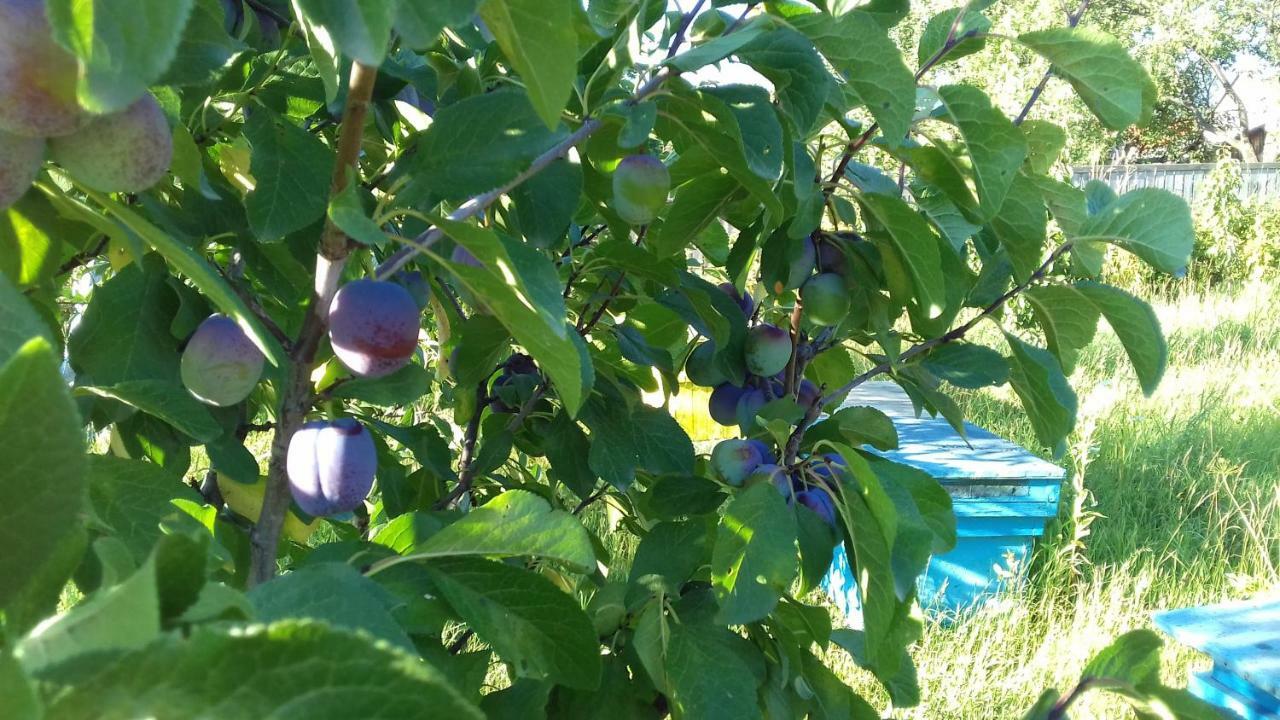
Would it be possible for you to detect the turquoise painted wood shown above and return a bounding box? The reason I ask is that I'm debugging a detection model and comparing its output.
[1154,597,1280,719]
[822,382,1066,616]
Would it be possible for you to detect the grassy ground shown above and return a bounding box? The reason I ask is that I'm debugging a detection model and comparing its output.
[825,279,1280,718]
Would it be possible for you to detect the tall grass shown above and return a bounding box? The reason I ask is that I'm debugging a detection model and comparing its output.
[827,279,1280,718]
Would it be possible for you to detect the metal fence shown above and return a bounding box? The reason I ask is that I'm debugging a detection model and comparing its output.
[1069,163,1280,202]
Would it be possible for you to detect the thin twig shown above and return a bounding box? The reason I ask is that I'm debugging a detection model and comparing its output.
[57,235,108,275]
[1013,0,1091,126]
[433,382,490,510]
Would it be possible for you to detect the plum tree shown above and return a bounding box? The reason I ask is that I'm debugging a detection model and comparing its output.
[0,0,85,138]
[718,282,755,317]
[180,314,266,406]
[0,130,44,210]
[797,488,838,528]
[285,418,377,516]
[708,382,745,426]
[49,93,173,192]
[328,278,421,377]
[684,341,725,387]
[801,273,851,326]
[711,438,762,486]
[745,324,792,376]
[611,155,670,225]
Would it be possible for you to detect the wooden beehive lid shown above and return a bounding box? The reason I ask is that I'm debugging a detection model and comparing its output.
[1153,596,1280,700]
[840,382,1066,483]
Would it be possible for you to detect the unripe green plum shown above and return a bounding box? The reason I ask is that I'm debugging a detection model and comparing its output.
[328,279,421,377]
[50,93,173,192]
[744,324,792,377]
[0,129,44,209]
[689,9,733,43]
[684,341,725,387]
[612,155,670,225]
[801,273,851,326]
[180,315,266,407]
[286,418,377,516]
[0,0,86,138]
[711,438,763,486]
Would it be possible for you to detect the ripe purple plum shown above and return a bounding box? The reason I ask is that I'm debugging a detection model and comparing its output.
[0,130,43,209]
[744,324,792,377]
[684,341,725,387]
[0,0,86,138]
[816,237,850,276]
[796,488,838,528]
[783,237,817,290]
[747,439,777,465]
[711,438,762,486]
[735,387,766,430]
[801,273,850,326]
[717,282,755,318]
[392,270,432,309]
[747,464,793,500]
[180,314,266,407]
[286,418,377,516]
[797,379,820,408]
[50,93,173,192]
[811,453,847,481]
[708,383,745,426]
[328,278,421,378]
[612,155,670,225]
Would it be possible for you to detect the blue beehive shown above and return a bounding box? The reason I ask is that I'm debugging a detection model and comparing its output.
[822,382,1066,618]
[1154,597,1280,719]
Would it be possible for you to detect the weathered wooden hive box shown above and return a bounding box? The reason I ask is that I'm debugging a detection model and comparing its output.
[823,382,1066,617]
[1154,597,1280,719]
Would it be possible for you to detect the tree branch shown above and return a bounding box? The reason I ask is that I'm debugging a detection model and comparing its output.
[1014,0,1091,126]
[248,61,379,588]
[432,382,490,510]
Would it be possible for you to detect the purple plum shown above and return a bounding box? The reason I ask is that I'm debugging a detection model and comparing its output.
[711,438,763,486]
[735,387,766,430]
[816,237,850,276]
[392,270,432,309]
[328,278,421,378]
[747,439,777,465]
[286,418,377,516]
[717,282,755,318]
[796,488,838,528]
[797,379,820,408]
[180,314,265,407]
[0,0,86,138]
[709,383,745,426]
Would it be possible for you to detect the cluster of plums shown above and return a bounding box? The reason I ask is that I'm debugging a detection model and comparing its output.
[710,438,841,528]
[0,0,174,208]
[179,271,430,516]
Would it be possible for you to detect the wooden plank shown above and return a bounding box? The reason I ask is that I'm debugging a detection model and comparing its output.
[840,382,1066,484]
[1153,596,1280,701]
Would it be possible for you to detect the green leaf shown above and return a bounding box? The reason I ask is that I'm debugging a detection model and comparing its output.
[67,255,180,385]
[328,180,387,248]
[642,475,728,520]
[1082,629,1162,685]
[633,609,764,720]
[858,193,945,318]
[0,653,39,720]
[792,11,915,145]
[87,455,204,564]
[937,85,1028,219]
[396,0,480,48]
[330,362,432,406]
[81,193,287,368]
[579,391,695,490]
[396,90,566,203]
[248,562,414,651]
[989,172,1048,282]
[424,557,602,690]
[1003,332,1077,453]
[46,0,194,113]
[0,192,80,290]
[241,107,335,243]
[922,342,1010,389]
[1022,120,1067,175]
[161,0,246,87]
[541,413,598,500]
[801,649,881,719]
[711,482,798,625]
[665,16,770,72]
[1077,188,1193,275]
[77,380,222,442]
[628,519,714,603]
[392,490,595,572]
[436,218,589,415]
[41,621,482,719]
[737,27,834,135]
[0,339,87,610]
[702,85,785,182]
[1023,284,1099,374]
[479,0,577,129]
[511,158,581,248]
[295,0,396,66]
[649,173,741,257]
[1018,27,1156,130]
[0,272,55,366]
[806,405,899,450]
[1075,282,1167,396]
[917,7,990,68]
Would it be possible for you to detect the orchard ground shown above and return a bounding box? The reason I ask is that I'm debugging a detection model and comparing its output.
[672,276,1280,718]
